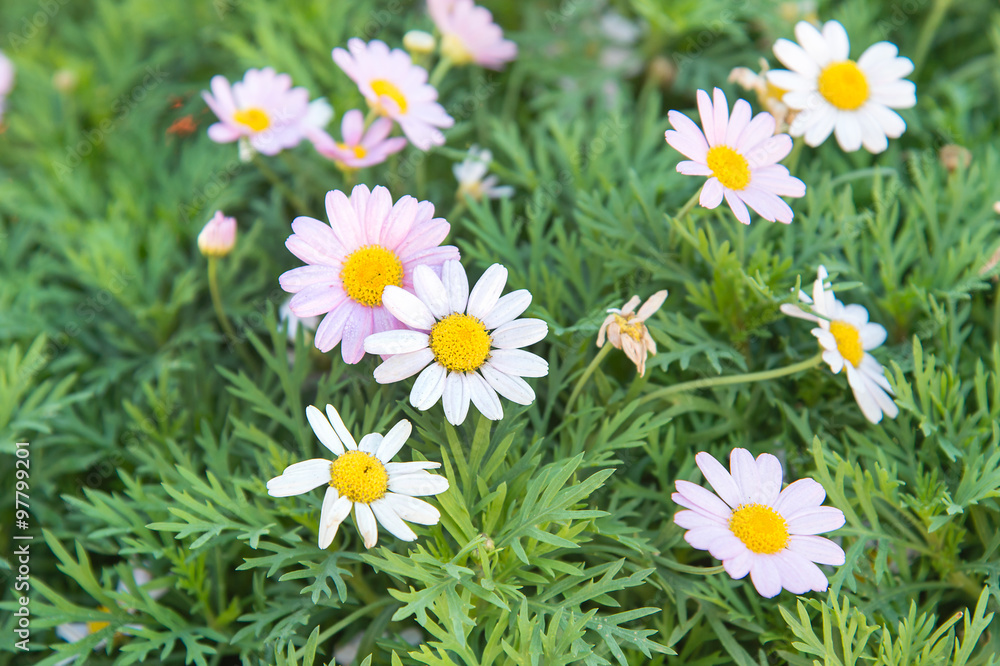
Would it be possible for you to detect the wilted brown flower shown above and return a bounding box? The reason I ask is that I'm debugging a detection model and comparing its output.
[596,290,667,376]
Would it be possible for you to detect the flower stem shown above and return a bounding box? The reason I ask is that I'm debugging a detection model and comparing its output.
[673,189,701,222]
[912,0,956,73]
[251,153,310,217]
[785,136,805,175]
[208,257,255,367]
[637,353,824,407]
[992,281,1000,348]
[429,57,453,88]
[565,344,613,414]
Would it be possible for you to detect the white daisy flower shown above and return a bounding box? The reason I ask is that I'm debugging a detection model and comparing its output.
[453,145,514,201]
[364,260,548,426]
[781,265,898,423]
[766,20,916,153]
[267,405,449,549]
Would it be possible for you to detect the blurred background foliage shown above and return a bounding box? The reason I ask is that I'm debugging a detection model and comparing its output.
[2,0,1000,663]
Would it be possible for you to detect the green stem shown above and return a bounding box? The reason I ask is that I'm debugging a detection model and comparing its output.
[637,353,824,407]
[912,0,956,74]
[446,196,467,223]
[208,257,255,368]
[673,189,702,222]
[429,57,453,88]
[363,107,379,129]
[785,136,805,175]
[565,344,613,414]
[251,153,310,217]
[992,280,1000,348]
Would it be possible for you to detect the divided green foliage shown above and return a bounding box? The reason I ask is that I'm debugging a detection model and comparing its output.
[4,0,1000,664]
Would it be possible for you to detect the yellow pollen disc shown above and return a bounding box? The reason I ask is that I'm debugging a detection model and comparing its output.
[706,145,751,191]
[829,320,864,367]
[87,606,112,634]
[441,33,474,65]
[613,314,645,341]
[339,245,403,307]
[232,107,270,132]
[329,450,389,504]
[728,504,789,555]
[337,142,367,160]
[370,79,408,114]
[818,61,869,111]
[764,81,788,102]
[428,313,492,373]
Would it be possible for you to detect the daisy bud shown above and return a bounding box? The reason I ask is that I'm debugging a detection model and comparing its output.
[403,30,436,57]
[938,144,971,173]
[198,211,237,257]
[597,290,668,377]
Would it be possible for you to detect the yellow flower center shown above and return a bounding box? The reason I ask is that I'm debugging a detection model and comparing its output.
[706,145,751,191]
[87,606,112,634]
[429,313,492,373]
[613,314,645,341]
[829,320,864,367]
[728,503,789,555]
[337,142,367,160]
[818,61,869,111]
[764,81,788,103]
[370,79,408,115]
[329,450,389,504]
[339,245,404,307]
[441,33,474,65]
[232,107,270,132]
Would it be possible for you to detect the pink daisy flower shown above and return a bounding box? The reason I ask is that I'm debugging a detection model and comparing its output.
[0,50,14,122]
[202,68,327,156]
[278,185,460,364]
[672,448,846,598]
[333,39,454,151]
[428,0,518,70]
[309,109,408,171]
[665,87,806,225]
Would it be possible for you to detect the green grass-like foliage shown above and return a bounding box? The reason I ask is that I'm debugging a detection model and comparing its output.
[2,0,1000,664]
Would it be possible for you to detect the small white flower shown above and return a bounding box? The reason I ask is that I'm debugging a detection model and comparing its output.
[453,145,514,201]
[267,405,449,549]
[766,20,916,153]
[781,266,898,424]
[364,260,548,426]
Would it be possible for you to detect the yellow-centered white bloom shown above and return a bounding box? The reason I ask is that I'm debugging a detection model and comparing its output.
[781,266,898,424]
[597,290,667,376]
[766,20,915,153]
[267,405,449,549]
[364,260,548,426]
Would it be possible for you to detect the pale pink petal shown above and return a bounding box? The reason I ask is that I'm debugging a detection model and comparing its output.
[788,535,846,565]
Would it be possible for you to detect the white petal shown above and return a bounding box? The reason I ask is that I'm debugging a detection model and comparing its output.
[388,472,450,496]
[306,405,345,455]
[694,451,742,509]
[374,348,435,383]
[383,492,442,524]
[467,371,503,420]
[354,502,379,549]
[467,264,508,319]
[480,363,535,405]
[413,264,451,318]
[410,362,447,410]
[487,348,548,378]
[358,432,382,454]
[442,372,471,425]
[318,487,352,548]
[370,498,417,541]
[325,404,358,450]
[482,290,532,329]
[491,318,548,349]
[56,623,91,644]
[860,323,887,350]
[376,419,412,463]
[442,260,470,313]
[381,286,436,330]
[364,329,430,355]
[386,461,441,475]
[267,459,331,497]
